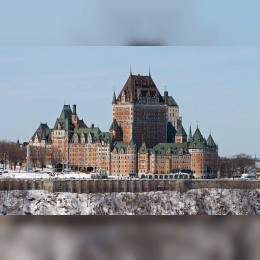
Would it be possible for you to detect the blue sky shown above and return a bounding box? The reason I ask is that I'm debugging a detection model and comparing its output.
[0,47,259,157]
[1,0,260,46]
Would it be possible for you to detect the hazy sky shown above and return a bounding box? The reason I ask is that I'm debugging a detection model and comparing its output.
[0,0,260,46]
[0,47,259,157]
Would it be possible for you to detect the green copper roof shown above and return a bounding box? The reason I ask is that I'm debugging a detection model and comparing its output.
[31,123,53,142]
[138,143,148,154]
[154,143,188,155]
[53,105,74,131]
[189,127,207,149]
[207,134,217,148]
[151,147,156,154]
[162,96,178,106]
[175,125,187,136]
[167,96,178,106]
[113,141,129,153]
[128,138,135,148]
[188,125,192,142]
[109,119,120,131]
[71,127,112,144]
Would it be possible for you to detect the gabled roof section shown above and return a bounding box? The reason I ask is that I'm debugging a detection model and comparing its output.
[109,119,120,131]
[175,125,187,136]
[31,123,52,142]
[113,141,129,153]
[54,105,74,131]
[154,143,188,155]
[72,127,112,144]
[117,74,164,103]
[138,142,148,154]
[60,105,72,120]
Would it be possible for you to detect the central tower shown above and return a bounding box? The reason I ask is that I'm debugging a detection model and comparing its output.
[112,72,171,148]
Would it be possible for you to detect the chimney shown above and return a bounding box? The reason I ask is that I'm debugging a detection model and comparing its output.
[73,104,76,115]
[164,91,168,105]
[91,124,94,130]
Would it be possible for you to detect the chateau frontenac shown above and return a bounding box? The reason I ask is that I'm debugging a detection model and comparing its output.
[29,72,218,179]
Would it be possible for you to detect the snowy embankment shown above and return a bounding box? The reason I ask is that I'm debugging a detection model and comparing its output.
[0,166,92,179]
[0,188,260,215]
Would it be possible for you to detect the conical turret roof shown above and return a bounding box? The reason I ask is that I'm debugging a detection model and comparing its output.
[190,127,207,149]
[175,125,187,136]
[207,134,217,148]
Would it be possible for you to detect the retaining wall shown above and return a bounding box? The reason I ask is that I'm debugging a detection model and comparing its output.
[0,179,260,194]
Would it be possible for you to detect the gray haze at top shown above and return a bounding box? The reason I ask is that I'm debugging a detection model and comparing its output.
[3,0,259,46]
[67,0,218,46]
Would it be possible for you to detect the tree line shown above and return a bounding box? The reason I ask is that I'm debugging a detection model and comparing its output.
[0,140,26,170]
[30,146,62,170]
[0,139,63,170]
[217,153,255,178]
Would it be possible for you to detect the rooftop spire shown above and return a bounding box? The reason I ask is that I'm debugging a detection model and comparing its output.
[149,65,150,76]
[130,64,132,75]
[112,90,117,104]
[188,125,192,141]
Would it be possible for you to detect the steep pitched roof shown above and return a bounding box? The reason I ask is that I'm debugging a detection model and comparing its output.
[188,125,193,142]
[175,125,187,136]
[112,91,116,104]
[54,105,74,131]
[162,96,178,106]
[117,74,164,103]
[113,141,129,153]
[138,142,148,154]
[31,123,52,142]
[109,119,120,131]
[189,127,207,149]
[128,138,136,148]
[207,134,217,148]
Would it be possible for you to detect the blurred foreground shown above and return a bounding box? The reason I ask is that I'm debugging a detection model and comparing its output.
[0,215,259,260]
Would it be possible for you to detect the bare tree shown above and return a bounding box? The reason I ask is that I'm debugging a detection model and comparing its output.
[30,146,39,167]
[50,146,62,169]
[233,154,255,175]
[217,154,254,177]
[38,146,47,170]
[217,157,236,178]
[0,140,8,169]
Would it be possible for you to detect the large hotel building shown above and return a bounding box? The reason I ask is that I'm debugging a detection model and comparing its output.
[29,72,218,179]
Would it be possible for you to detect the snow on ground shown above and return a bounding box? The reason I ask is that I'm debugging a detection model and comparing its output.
[0,165,92,179]
[0,188,260,215]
